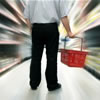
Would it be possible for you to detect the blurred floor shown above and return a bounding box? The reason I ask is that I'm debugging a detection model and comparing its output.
[0,49,100,100]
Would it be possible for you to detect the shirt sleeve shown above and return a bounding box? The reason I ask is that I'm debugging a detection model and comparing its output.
[23,2,30,20]
[60,0,70,18]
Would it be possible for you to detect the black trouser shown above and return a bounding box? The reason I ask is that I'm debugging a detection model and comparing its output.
[30,23,59,88]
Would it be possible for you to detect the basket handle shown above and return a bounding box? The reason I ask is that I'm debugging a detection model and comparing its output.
[63,36,84,51]
[74,36,83,51]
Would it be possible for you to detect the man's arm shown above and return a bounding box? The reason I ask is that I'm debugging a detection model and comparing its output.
[61,16,75,38]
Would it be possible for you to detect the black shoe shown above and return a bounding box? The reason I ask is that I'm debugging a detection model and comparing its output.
[29,81,38,90]
[30,86,37,90]
[48,83,61,91]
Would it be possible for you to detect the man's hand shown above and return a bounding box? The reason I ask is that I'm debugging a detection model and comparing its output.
[68,32,75,38]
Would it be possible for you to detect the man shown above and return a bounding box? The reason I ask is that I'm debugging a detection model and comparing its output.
[24,0,75,91]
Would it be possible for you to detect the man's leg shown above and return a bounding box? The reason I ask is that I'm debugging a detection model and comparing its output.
[45,23,61,91]
[30,25,44,89]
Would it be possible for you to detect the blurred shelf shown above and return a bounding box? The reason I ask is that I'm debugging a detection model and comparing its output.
[0,24,30,36]
[0,0,30,36]
[0,58,21,73]
[86,62,100,74]
[0,0,26,25]
[0,0,31,75]
[0,9,20,25]
[83,19,100,32]
[0,41,21,45]
[6,0,23,16]
[84,65,100,80]
[86,58,100,74]
[0,24,21,34]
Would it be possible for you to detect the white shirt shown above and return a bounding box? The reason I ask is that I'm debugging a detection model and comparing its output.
[24,0,70,24]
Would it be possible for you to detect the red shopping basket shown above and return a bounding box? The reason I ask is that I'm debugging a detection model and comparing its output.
[61,37,88,68]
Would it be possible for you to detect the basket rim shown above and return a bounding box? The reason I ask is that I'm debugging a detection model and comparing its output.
[61,49,88,54]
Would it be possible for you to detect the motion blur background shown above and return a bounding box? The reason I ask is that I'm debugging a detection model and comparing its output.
[0,0,100,80]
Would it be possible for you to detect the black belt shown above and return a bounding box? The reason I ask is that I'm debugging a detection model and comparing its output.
[32,22,57,26]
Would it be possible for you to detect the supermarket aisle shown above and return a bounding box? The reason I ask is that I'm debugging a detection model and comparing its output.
[0,51,100,100]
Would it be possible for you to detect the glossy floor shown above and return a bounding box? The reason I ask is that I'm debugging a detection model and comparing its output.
[0,52,100,100]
